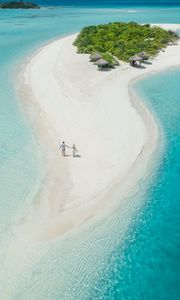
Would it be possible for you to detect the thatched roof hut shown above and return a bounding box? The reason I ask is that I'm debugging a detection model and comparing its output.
[129,54,143,66]
[129,54,143,62]
[96,59,109,70]
[90,53,102,62]
[138,51,149,60]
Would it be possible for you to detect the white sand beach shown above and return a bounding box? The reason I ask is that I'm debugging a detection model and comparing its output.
[19,24,180,239]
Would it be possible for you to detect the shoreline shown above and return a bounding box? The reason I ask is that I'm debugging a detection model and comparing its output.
[17,24,180,240]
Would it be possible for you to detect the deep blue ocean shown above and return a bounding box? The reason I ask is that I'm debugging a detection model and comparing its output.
[0,1,180,299]
[26,0,180,7]
[1,0,180,7]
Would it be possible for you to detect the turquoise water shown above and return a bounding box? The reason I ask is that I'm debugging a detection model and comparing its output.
[88,69,180,299]
[0,4,180,299]
[1,0,180,8]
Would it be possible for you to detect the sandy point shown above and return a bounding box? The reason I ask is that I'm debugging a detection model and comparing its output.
[18,24,180,239]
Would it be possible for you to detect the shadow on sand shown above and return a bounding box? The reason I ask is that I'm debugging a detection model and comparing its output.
[137,64,146,69]
[73,154,81,158]
[131,63,146,69]
[142,61,152,65]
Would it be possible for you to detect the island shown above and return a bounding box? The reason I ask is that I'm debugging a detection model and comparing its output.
[18,23,180,239]
[0,1,40,9]
[74,22,178,69]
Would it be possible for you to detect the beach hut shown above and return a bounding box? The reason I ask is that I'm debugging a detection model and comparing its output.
[96,59,109,70]
[138,51,149,61]
[90,53,102,62]
[129,54,143,66]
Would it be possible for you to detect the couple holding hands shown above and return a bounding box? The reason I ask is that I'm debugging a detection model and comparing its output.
[59,141,78,157]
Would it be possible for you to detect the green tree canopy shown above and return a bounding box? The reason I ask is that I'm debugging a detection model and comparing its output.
[74,22,178,62]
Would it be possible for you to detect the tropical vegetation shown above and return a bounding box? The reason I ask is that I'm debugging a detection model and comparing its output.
[0,1,40,9]
[74,22,178,65]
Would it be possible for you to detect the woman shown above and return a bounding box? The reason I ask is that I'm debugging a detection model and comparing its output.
[72,144,78,157]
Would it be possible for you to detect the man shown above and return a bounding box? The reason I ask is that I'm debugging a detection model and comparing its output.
[59,141,70,157]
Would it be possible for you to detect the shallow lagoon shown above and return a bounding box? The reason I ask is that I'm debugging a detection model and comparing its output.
[0,5,180,299]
